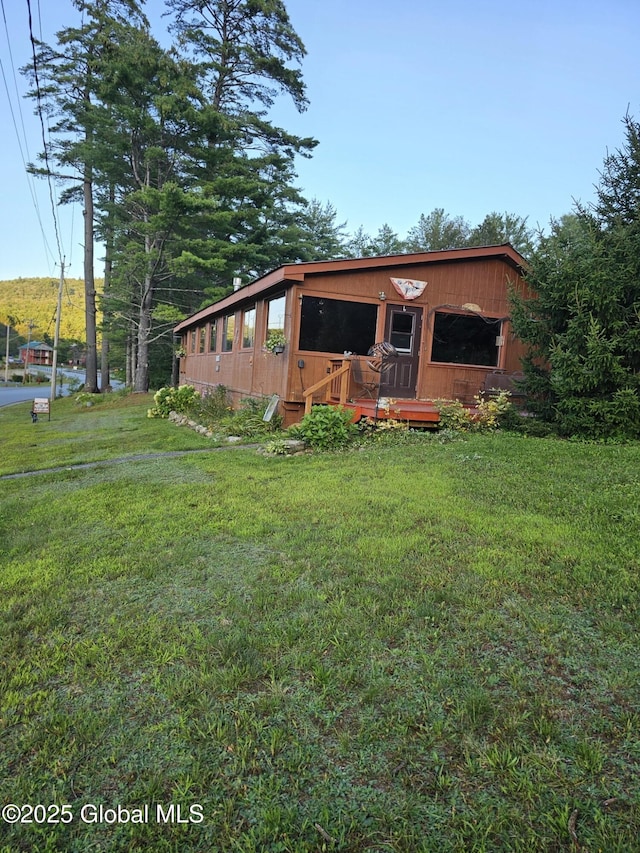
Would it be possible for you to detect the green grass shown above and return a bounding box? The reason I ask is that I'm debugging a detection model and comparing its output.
[0,395,216,476]
[0,397,639,851]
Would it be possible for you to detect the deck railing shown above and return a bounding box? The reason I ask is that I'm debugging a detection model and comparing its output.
[302,358,351,415]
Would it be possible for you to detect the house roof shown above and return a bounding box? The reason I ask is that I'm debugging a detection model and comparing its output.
[20,341,53,351]
[174,243,527,333]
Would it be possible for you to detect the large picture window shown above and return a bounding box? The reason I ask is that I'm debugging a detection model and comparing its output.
[299,296,378,355]
[431,312,501,366]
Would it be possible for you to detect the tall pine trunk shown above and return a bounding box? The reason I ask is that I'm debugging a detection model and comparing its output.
[83,154,99,393]
[134,234,154,392]
[100,186,116,391]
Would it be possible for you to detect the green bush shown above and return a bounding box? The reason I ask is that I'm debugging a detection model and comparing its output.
[148,385,199,418]
[554,388,640,440]
[499,407,558,437]
[435,398,472,431]
[436,391,513,433]
[289,405,358,450]
[218,397,283,437]
[197,385,231,423]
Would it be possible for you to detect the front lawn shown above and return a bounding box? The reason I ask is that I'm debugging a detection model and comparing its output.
[0,397,638,851]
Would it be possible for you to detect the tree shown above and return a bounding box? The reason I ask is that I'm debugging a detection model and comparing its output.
[346,223,405,257]
[405,208,470,252]
[292,199,348,261]
[468,211,534,257]
[595,110,640,229]
[24,0,149,393]
[155,0,318,342]
[510,113,640,438]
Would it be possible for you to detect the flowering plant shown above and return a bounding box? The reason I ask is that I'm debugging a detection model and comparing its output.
[265,330,287,352]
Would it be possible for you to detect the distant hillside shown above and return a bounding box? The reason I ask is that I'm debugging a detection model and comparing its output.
[0,277,101,342]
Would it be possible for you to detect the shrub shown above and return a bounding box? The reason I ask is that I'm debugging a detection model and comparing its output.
[289,405,358,450]
[217,397,283,437]
[148,385,199,418]
[499,407,557,437]
[197,385,231,423]
[435,398,473,431]
[473,390,513,430]
[436,391,513,433]
[75,392,99,407]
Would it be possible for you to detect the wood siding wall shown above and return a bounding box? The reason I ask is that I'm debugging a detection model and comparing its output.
[178,255,527,415]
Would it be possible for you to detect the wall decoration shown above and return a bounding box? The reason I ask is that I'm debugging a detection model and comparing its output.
[390,277,427,300]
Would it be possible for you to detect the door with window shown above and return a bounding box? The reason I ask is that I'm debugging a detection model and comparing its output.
[380,304,423,397]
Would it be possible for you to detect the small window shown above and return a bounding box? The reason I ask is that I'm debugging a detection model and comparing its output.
[190,329,196,353]
[431,312,501,366]
[389,311,415,354]
[242,306,256,348]
[299,296,378,355]
[267,294,286,336]
[199,327,206,353]
[209,320,217,352]
[223,314,235,352]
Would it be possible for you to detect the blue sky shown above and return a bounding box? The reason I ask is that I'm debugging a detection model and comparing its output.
[1,0,639,280]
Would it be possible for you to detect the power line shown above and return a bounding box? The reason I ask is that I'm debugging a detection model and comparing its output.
[0,0,58,269]
[25,0,64,266]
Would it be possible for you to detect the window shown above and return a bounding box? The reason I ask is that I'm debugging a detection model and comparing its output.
[199,327,206,353]
[431,312,502,366]
[209,320,217,352]
[299,296,378,355]
[389,311,416,354]
[267,294,286,336]
[242,306,256,348]
[190,329,196,353]
[223,314,235,351]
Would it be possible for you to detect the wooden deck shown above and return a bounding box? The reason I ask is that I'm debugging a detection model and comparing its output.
[345,397,442,426]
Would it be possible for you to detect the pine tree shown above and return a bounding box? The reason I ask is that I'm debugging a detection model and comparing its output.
[510,113,640,437]
[405,208,470,252]
[468,212,534,257]
[23,0,149,393]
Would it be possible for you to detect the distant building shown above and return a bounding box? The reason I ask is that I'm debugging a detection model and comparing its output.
[19,341,54,366]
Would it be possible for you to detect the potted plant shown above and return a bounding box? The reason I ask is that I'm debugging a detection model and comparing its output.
[265,330,287,354]
[174,345,187,358]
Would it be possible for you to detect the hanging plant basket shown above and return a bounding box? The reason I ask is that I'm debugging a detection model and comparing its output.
[265,331,287,354]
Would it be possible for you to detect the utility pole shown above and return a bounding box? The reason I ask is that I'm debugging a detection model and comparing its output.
[50,261,65,401]
[25,320,34,383]
[4,322,9,384]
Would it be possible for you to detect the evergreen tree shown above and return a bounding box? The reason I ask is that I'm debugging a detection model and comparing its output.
[405,208,470,252]
[345,223,405,258]
[165,0,317,289]
[468,211,534,257]
[510,113,640,438]
[23,0,149,393]
[291,199,348,261]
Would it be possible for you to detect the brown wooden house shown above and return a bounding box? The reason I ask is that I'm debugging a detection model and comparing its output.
[174,244,529,426]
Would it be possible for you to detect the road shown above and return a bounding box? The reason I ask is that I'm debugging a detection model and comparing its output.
[0,369,123,408]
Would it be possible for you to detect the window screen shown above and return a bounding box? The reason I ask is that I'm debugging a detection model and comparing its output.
[299,296,378,355]
[431,313,501,366]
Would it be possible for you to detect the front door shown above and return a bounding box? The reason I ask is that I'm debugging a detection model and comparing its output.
[380,304,423,398]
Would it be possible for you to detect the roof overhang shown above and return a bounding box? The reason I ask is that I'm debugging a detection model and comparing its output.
[174,244,527,333]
